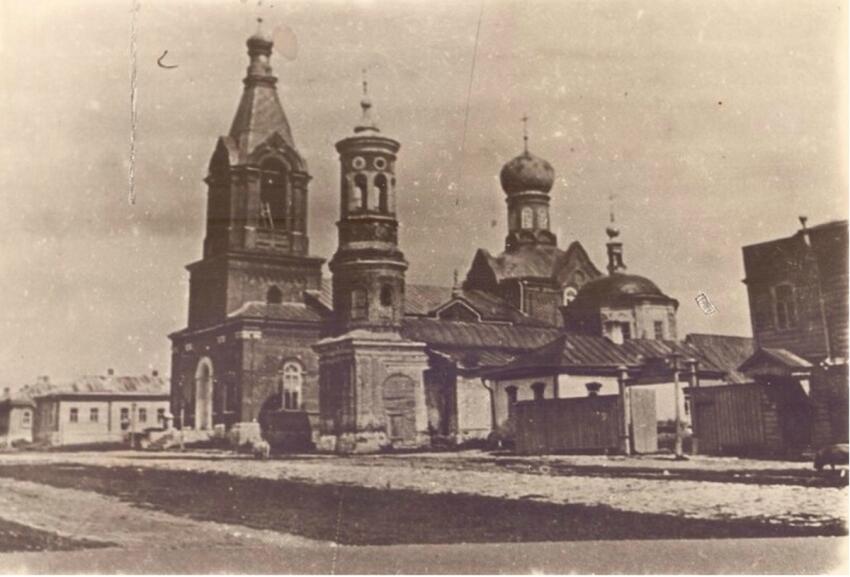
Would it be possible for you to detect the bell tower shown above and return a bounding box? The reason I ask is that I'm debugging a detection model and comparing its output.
[329,77,407,333]
[170,22,325,440]
[186,20,323,329]
[315,77,429,454]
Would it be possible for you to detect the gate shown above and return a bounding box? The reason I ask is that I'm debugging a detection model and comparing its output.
[382,374,417,443]
[691,383,777,455]
[515,395,621,454]
[630,388,658,453]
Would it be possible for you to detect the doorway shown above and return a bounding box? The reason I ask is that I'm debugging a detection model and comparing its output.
[194,357,214,430]
[382,374,417,444]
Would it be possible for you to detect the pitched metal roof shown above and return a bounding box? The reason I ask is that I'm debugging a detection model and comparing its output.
[474,240,603,283]
[401,318,561,352]
[431,289,549,326]
[486,333,636,375]
[0,397,34,409]
[685,333,755,384]
[429,348,517,371]
[315,280,541,325]
[24,375,169,399]
[485,335,733,378]
[228,301,325,323]
[739,347,813,373]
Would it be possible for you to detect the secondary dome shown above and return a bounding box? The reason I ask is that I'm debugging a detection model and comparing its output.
[573,273,668,305]
[500,151,555,194]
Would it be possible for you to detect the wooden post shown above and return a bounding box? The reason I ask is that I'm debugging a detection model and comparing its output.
[617,365,631,456]
[686,358,699,455]
[179,407,185,451]
[670,354,685,460]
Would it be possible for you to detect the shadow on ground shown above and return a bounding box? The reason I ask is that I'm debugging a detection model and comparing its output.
[0,464,844,546]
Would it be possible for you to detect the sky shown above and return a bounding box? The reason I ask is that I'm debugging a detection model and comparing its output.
[0,0,847,387]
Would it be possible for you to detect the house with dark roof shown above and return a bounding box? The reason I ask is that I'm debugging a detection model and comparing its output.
[167,27,759,454]
[27,371,169,446]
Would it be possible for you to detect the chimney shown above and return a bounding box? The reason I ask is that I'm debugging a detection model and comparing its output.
[107,368,114,376]
[451,269,462,298]
[799,215,811,247]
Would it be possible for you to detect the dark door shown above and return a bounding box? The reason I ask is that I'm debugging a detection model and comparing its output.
[383,375,417,443]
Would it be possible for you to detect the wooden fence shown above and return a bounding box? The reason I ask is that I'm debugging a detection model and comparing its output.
[691,383,781,456]
[514,395,622,455]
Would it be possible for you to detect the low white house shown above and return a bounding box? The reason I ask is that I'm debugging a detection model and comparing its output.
[30,371,169,446]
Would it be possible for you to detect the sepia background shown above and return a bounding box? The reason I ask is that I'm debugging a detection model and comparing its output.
[0,0,846,386]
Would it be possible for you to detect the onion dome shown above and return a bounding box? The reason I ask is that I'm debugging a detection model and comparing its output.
[247,18,273,54]
[500,151,555,194]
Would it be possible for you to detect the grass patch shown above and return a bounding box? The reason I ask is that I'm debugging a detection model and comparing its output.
[0,464,843,546]
[0,516,112,552]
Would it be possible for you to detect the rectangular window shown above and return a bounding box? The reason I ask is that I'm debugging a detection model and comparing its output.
[21,411,31,427]
[351,288,367,320]
[621,323,632,341]
[69,408,78,423]
[157,408,166,424]
[774,284,797,330]
[138,408,147,423]
[654,321,664,341]
[120,407,130,431]
[90,408,99,423]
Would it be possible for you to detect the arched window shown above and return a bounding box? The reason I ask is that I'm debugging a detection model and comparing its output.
[531,382,546,401]
[354,174,368,211]
[375,174,389,212]
[266,285,283,305]
[281,361,303,411]
[536,207,548,229]
[351,288,367,319]
[349,176,363,212]
[521,207,533,229]
[562,286,577,306]
[380,284,393,307]
[260,160,287,229]
[774,284,797,330]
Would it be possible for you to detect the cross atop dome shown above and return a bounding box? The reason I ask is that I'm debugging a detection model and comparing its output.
[521,114,530,155]
[354,68,380,134]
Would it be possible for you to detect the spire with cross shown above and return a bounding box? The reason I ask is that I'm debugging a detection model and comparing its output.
[521,114,529,155]
[354,67,379,133]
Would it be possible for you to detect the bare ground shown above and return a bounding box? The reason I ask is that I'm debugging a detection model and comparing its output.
[0,450,844,548]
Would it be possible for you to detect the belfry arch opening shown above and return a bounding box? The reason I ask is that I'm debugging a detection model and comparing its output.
[353,174,368,211]
[375,174,389,212]
[267,285,283,304]
[260,159,288,230]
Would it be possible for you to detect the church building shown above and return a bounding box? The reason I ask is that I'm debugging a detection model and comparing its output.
[169,25,743,453]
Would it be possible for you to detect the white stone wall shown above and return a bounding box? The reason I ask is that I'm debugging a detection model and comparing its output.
[54,399,169,446]
[455,376,491,440]
[556,374,620,398]
[491,375,558,429]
